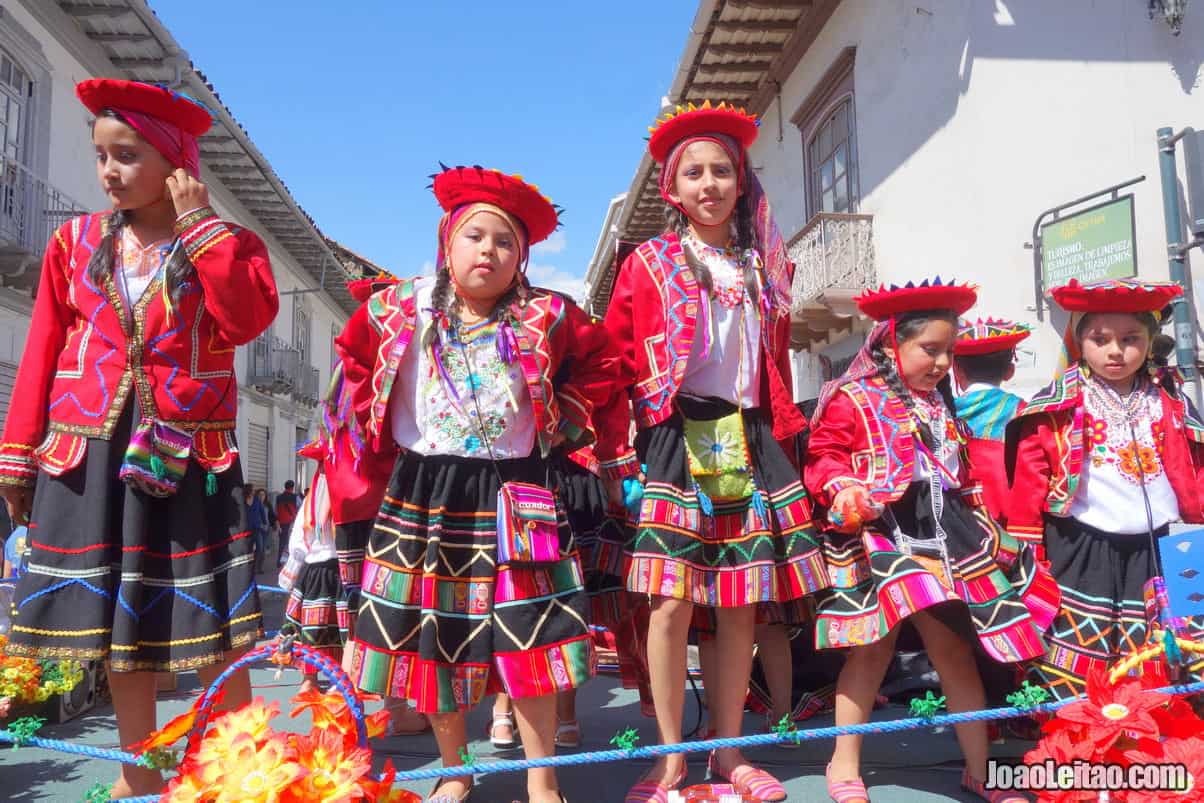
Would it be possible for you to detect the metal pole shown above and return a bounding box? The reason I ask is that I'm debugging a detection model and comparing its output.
[1157,126,1203,409]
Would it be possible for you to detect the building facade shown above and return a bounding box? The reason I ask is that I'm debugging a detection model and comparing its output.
[0,0,368,497]
[585,0,1204,401]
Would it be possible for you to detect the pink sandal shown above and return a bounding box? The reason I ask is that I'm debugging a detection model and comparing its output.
[961,768,1030,802]
[707,752,786,801]
[623,764,687,803]
[826,763,868,803]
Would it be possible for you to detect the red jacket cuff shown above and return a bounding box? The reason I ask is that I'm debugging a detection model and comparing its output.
[601,451,640,480]
[178,213,234,262]
[0,442,37,487]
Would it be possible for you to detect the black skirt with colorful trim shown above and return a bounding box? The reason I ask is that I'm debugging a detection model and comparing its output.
[4,405,261,672]
[283,558,343,672]
[346,449,595,713]
[626,397,828,608]
[1029,516,1204,700]
[552,453,628,626]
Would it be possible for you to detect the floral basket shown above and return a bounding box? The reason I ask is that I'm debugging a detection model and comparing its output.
[1021,633,1204,802]
[0,633,85,721]
[133,636,419,802]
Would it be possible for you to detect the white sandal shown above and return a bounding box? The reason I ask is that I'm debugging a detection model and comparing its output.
[488,710,518,750]
[554,719,581,749]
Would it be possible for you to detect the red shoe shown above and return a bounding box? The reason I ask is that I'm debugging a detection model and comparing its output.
[624,764,687,803]
[706,752,786,801]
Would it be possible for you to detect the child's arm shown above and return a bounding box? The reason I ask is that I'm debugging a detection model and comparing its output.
[1004,413,1055,557]
[181,216,279,346]
[803,391,868,508]
[551,301,621,450]
[594,252,641,480]
[0,224,76,491]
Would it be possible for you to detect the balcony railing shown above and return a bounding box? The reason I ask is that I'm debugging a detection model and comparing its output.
[0,159,89,281]
[247,337,302,394]
[788,213,875,318]
[294,365,320,407]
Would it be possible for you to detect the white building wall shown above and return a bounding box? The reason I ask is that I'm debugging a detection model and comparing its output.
[753,0,1204,398]
[0,3,347,494]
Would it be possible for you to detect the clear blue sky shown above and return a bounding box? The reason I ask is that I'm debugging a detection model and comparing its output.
[151,1,698,299]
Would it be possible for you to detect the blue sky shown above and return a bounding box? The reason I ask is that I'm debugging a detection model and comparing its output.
[151,1,698,299]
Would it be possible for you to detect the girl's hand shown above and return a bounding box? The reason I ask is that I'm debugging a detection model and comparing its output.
[1,485,32,526]
[166,169,210,218]
[829,485,881,533]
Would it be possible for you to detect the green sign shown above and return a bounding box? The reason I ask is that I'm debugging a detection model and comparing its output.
[1040,195,1137,290]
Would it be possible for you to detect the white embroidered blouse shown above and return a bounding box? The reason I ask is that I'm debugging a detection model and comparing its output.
[387,279,535,459]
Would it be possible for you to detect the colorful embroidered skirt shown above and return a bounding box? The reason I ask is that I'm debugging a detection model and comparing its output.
[4,406,261,672]
[1029,517,1204,700]
[345,450,595,713]
[334,520,370,642]
[815,482,1059,664]
[283,558,343,674]
[552,454,628,627]
[627,399,827,607]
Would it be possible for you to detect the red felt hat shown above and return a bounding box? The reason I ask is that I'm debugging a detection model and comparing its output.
[954,317,1032,356]
[346,275,399,303]
[76,78,212,136]
[431,165,560,246]
[855,278,978,321]
[1050,278,1182,315]
[647,101,759,164]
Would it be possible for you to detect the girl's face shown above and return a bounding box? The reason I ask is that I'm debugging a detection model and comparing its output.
[446,211,522,306]
[93,115,174,211]
[885,318,957,393]
[668,140,740,229]
[1079,312,1150,388]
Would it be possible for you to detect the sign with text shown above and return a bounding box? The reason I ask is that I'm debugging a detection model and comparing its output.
[1040,195,1137,290]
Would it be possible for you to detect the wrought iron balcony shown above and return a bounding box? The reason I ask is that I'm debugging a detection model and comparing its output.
[0,159,89,287]
[247,336,301,394]
[294,365,320,407]
[788,213,875,346]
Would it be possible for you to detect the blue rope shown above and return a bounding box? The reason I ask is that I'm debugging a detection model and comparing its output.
[0,730,142,764]
[8,667,1201,796]
[256,584,286,594]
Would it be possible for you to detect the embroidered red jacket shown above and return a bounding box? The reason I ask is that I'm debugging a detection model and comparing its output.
[596,232,806,479]
[1005,365,1204,546]
[0,212,277,488]
[329,276,620,514]
[804,377,984,509]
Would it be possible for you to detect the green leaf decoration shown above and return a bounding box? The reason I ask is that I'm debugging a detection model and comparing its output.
[1005,681,1050,711]
[82,782,112,803]
[609,726,640,753]
[457,745,477,769]
[6,715,46,748]
[908,691,946,722]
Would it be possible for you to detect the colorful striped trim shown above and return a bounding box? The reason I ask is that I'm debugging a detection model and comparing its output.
[178,215,233,262]
[0,442,37,486]
[600,451,640,480]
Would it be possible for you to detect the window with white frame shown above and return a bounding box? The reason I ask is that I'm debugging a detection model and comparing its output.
[792,48,859,221]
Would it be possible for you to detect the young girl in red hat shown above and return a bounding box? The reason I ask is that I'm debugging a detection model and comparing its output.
[328,165,619,803]
[0,78,277,797]
[805,280,1057,803]
[1007,278,1204,700]
[598,102,827,803]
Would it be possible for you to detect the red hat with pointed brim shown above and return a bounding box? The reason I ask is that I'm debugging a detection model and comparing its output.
[855,278,978,321]
[954,318,1032,356]
[346,275,399,303]
[431,165,560,246]
[647,101,759,164]
[76,78,212,136]
[1050,278,1182,315]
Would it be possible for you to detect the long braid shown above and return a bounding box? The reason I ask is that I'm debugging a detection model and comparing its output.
[86,208,126,287]
[870,342,938,450]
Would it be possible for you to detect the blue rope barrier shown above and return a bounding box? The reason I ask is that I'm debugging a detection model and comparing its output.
[374,679,1204,783]
[0,730,141,765]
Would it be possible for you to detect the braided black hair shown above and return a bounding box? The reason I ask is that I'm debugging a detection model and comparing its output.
[423,266,530,349]
[869,309,959,450]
